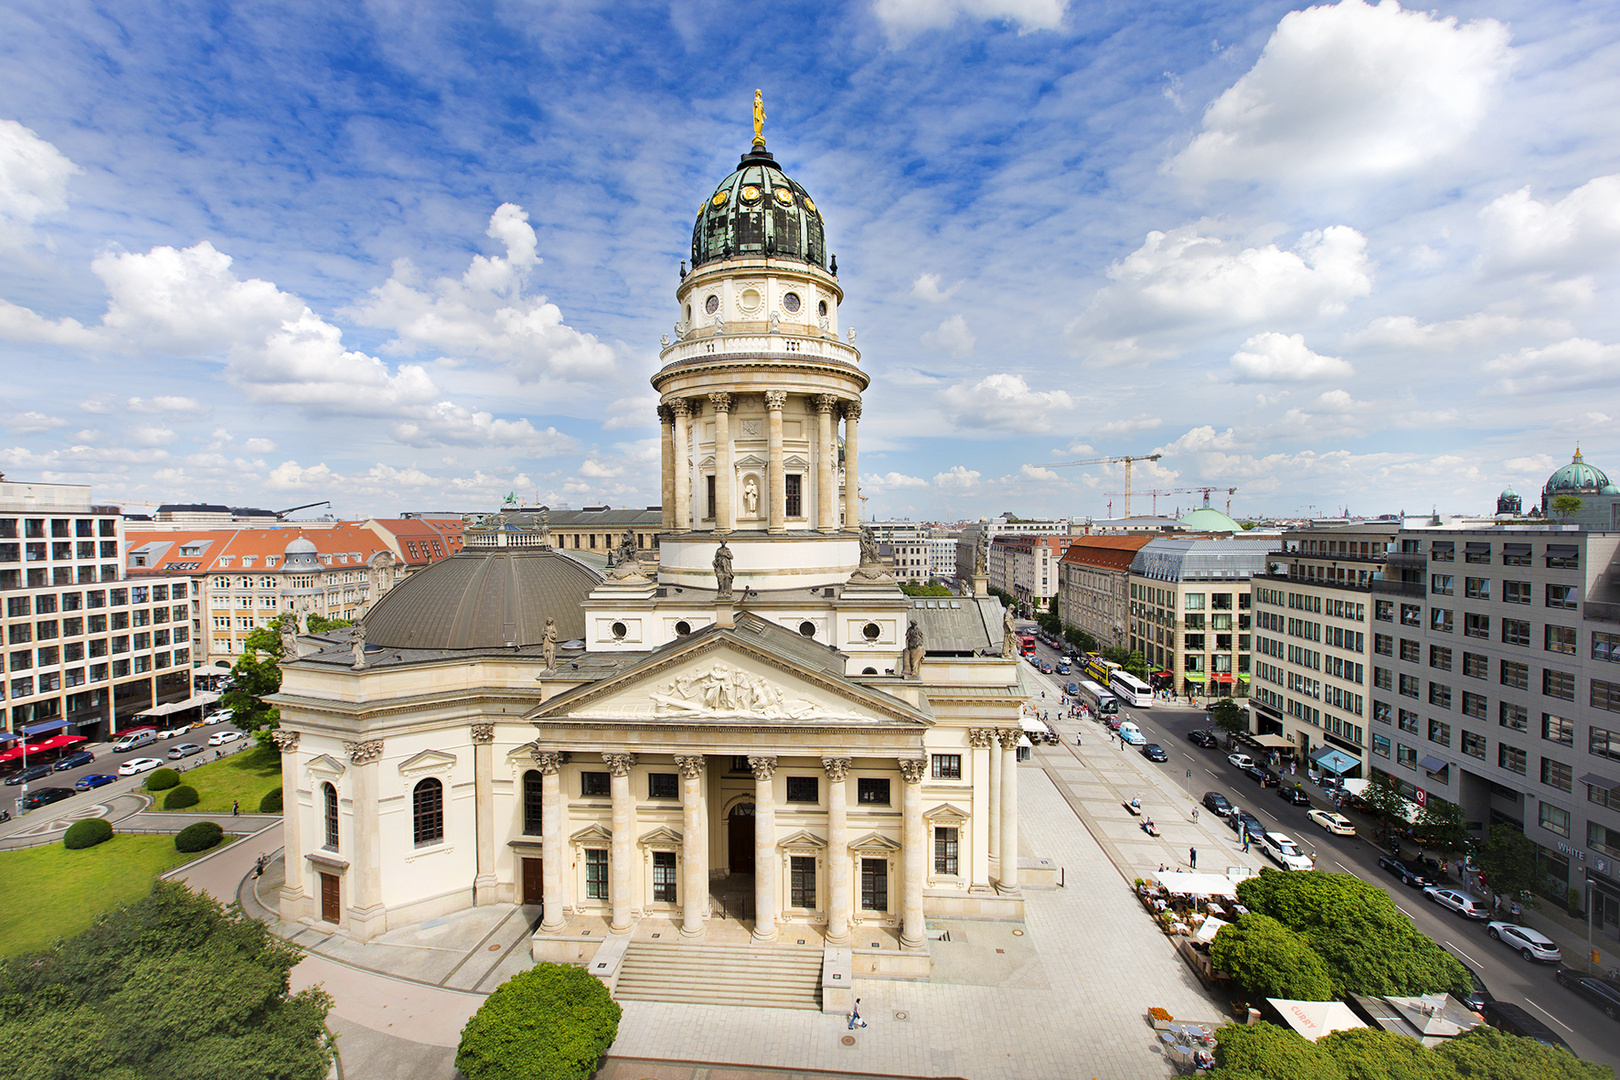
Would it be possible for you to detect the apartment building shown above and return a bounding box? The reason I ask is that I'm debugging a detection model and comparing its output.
[955,516,1082,582]
[1127,536,1276,698]
[993,534,1083,610]
[1056,535,1155,651]
[927,536,959,579]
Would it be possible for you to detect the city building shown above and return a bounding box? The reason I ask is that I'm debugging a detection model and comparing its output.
[269,120,1033,977]
[1,480,192,742]
[1541,446,1620,529]
[994,535,1082,611]
[926,535,959,580]
[866,520,933,582]
[954,516,1080,583]
[1056,535,1155,651]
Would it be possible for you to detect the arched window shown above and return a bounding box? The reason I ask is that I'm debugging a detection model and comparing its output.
[412,778,444,846]
[322,782,339,850]
[522,770,544,835]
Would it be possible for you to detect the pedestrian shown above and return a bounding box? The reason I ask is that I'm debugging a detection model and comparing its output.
[1190,847,1198,869]
[849,998,866,1030]
[232,799,240,817]
[1192,808,1199,824]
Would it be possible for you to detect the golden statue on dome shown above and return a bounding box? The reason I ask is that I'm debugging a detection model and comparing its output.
[752,89,766,147]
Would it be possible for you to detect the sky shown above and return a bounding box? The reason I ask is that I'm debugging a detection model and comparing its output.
[1,0,1617,524]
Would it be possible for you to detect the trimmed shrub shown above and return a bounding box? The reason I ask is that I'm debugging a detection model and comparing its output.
[146,768,180,792]
[456,962,621,1080]
[259,787,283,814]
[163,785,200,810]
[175,821,224,853]
[63,818,114,850]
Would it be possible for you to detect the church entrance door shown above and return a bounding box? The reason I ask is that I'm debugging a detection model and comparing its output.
[521,857,543,905]
[728,803,755,876]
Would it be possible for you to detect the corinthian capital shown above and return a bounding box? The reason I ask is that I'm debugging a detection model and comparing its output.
[709,392,733,414]
[764,390,788,412]
[345,739,383,765]
[470,723,495,745]
[842,400,862,422]
[968,728,996,750]
[748,755,778,782]
[821,756,851,782]
[673,754,706,780]
[530,748,563,775]
[669,398,692,418]
[271,729,300,754]
[997,728,1022,751]
[602,752,637,777]
[898,758,927,785]
[814,394,839,414]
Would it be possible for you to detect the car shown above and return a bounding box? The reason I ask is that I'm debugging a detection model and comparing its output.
[1486,922,1563,962]
[1186,729,1218,748]
[117,757,164,777]
[1307,809,1356,836]
[1479,1000,1571,1052]
[1457,961,1493,1011]
[1228,811,1267,842]
[1424,887,1489,919]
[158,723,191,739]
[1202,792,1233,818]
[52,750,95,771]
[167,742,205,760]
[1244,764,1280,787]
[20,786,74,810]
[1260,831,1314,871]
[208,729,245,747]
[1056,664,1071,676]
[4,763,53,786]
[1227,752,1255,770]
[1141,743,1168,762]
[75,773,117,790]
[1378,854,1435,887]
[1277,785,1310,805]
[1557,967,1620,1020]
[198,712,225,726]
[1039,663,1054,674]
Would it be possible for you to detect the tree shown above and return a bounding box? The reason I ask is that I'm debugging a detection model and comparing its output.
[456,963,621,1080]
[1413,796,1468,856]
[1208,1021,1611,1080]
[1210,914,1336,1001]
[1064,626,1098,654]
[1434,1025,1609,1080]
[305,614,352,633]
[222,615,289,741]
[1359,772,1412,826]
[1210,699,1247,739]
[1552,494,1584,522]
[1475,824,1539,902]
[1209,1021,1343,1080]
[0,880,333,1080]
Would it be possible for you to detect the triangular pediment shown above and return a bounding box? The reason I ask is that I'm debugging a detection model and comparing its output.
[735,453,768,468]
[638,825,683,847]
[924,802,969,823]
[571,823,613,844]
[398,749,457,777]
[783,454,809,468]
[779,829,826,850]
[305,753,346,777]
[849,832,902,853]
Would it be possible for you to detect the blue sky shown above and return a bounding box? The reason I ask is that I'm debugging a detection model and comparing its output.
[2,0,1617,522]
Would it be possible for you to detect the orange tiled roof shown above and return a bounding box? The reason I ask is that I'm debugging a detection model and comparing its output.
[1059,535,1155,572]
[127,525,397,576]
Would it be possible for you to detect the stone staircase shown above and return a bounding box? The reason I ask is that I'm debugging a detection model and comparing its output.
[614,940,823,1010]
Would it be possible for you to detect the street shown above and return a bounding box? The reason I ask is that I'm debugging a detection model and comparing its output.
[1016,628,1620,1072]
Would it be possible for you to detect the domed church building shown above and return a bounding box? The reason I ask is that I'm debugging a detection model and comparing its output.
[268,105,1031,993]
[1541,445,1620,529]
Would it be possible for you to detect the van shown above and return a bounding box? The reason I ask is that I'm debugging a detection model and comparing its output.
[1480,1000,1570,1053]
[112,728,157,752]
[1118,722,1146,745]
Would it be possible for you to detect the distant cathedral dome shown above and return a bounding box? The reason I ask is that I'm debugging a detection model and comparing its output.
[282,536,321,570]
[1541,445,1612,515]
[691,145,827,270]
[1496,485,1522,516]
[1178,507,1242,533]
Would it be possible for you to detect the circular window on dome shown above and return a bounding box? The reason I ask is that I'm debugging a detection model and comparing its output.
[675,620,691,636]
[741,185,761,202]
[782,292,801,314]
[817,300,828,317]
[862,621,881,641]
[799,621,816,638]
[611,621,628,640]
[740,288,762,314]
[704,295,720,315]
[805,197,817,213]
[774,187,794,206]
[711,191,728,208]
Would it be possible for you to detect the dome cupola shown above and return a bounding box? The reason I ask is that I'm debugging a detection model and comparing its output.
[282,536,321,571]
[691,94,826,271]
[1544,445,1610,496]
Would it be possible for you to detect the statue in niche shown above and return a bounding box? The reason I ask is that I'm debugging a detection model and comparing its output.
[713,539,734,598]
[539,507,551,547]
[350,622,367,669]
[903,620,925,678]
[743,476,760,516]
[542,617,558,671]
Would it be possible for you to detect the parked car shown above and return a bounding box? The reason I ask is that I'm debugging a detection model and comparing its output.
[1307,809,1356,836]
[1244,764,1280,787]
[1141,743,1168,763]
[21,786,74,810]
[1277,785,1310,805]
[1260,831,1314,871]
[1228,811,1267,842]
[75,773,117,790]
[1202,792,1233,818]
[1480,1000,1571,1052]
[1458,962,1493,1011]
[1486,922,1562,962]
[1227,752,1255,770]
[112,728,158,752]
[4,763,53,786]
[52,750,95,771]
[158,723,191,739]
[198,712,226,726]
[117,756,164,777]
[1186,729,1217,748]
[167,742,205,760]
[1557,967,1620,1020]
[1424,887,1489,919]
[1378,854,1435,888]
[207,730,244,747]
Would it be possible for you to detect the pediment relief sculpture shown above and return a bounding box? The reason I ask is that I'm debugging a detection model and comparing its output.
[648,663,831,720]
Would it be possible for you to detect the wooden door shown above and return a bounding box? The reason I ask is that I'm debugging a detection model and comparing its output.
[522,857,544,905]
[728,803,755,875]
[319,872,340,924]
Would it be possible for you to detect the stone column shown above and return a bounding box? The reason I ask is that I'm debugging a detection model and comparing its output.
[671,400,692,531]
[604,753,637,934]
[822,756,852,945]
[658,405,675,531]
[815,394,838,533]
[272,730,304,922]
[765,390,787,534]
[532,750,566,932]
[899,758,928,949]
[843,400,861,531]
[711,392,733,533]
[968,729,995,891]
[674,755,707,938]
[344,739,386,939]
[748,755,778,942]
[997,729,1021,893]
[989,734,1002,872]
[472,723,497,904]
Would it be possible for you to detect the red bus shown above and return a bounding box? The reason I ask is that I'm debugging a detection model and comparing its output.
[1018,634,1036,655]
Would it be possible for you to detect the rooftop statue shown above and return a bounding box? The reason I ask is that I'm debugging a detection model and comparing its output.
[714,539,735,599]
[753,89,766,147]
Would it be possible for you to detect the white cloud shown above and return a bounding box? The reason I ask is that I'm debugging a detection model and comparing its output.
[0,120,80,246]
[9,412,67,435]
[1478,175,1620,274]
[910,273,960,302]
[129,425,178,447]
[872,0,1065,35]
[578,459,624,478]
[244,310,439,413]
[937,373,1074,433]
[93,241,302,352]
[390,401,575,453]
[126,395,209,416]
[932,465,982,489]
[603,395,658,430]
[866,471,930,490]
[1019,464,1062,481]
[1484,338,1620,395]
[241,438,277,453]
[1348,312,1571,350]
[0,298,99,346]
[1171,0,1512,186]
[1093,413,1165,436]
[921,313,976,357]
[1230,332,1353,381]
[1067,225,1372,362]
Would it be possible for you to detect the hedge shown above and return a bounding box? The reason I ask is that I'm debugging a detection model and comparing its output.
[163,785,200,810]
[63,818,114,850]
[456,962,621,1080]
[259,787,283,814]
[146,768,180,792]
[175,821,225,853]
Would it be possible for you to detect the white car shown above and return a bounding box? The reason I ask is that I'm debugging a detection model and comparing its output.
[1260,831,1314,871]
[1487,921,1562,962]
[1307,809,1356,836]
[207,730,244,747]
[117,757,163,777]
[199,712,225,726]
[158,724,190,739]
[1424,887,1489,919]
[1227,752,1255,770]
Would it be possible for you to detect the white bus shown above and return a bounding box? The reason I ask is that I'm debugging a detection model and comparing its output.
[1076,679,1118,715]
[1109,670,1152,707]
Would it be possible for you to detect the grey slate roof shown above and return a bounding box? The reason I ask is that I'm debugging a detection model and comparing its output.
[907,595,1005,655]
[1129,536,1278,582]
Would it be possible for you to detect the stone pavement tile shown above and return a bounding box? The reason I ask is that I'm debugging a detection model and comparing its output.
[328,1017,457,1080]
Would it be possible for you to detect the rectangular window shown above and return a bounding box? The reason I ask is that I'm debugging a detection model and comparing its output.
[1543,668,1575,701]
[1539,802,1571,838]
[585,849,609,899]
[934,827,960,876]
[785,473,802,517]
[1502,619,1530,647]
[705,475,716,520]
[652,851,677,903]
[648,772,678,800]
[1500,743,1527,774]
[1546,625,1577,655]
[931,754,962,780]
[1401,604,1421,627]
[1428,682,1452,709]
[523,771,544,835]
[1501,660,1529,690]
[1374,633,1393,656]
[790,855,816,907]
[1431,542,1454,562]
[1375,600,1393,622]
[1372,732,1390,758]
[1431,574,1454,596]
[1430,646,1452,671]
[1465,577,1490,600]
[1504,580,1531,604]
[1592,727,1620,762]
[785,775,819,803]
[1397,743,1417,768]
[1431,608,1453,634]
[581,771,610,798]
[1462,691,1487,719]
[1463,653,1488,680]
[1542,756,1574,792]
[1400,639,1420,662]
[1595,632,1620,664]
[1461,731,1486,759]
[860,857,888,911]
[1399,709,1420,733]
[1543,712,1574,745]
[1465,612,1490,639]
[1595,680,1620,713]
[1398,673,1420,698]
[1591,821,1620,854]
[1428,718,1451,746]
[857,777,891,805]
[1500,702,1528,731]
[1503,544,1531,567]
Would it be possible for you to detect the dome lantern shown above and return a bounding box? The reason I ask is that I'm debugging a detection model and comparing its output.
[691,94,827,271]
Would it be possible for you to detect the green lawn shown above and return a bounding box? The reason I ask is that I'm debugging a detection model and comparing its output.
[154,743,282,814]
[0,835,210,957]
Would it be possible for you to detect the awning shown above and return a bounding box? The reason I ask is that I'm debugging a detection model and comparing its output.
[0,747,23,763]
[1269,1000,1367,1042]
[1249,734,1295,748]
[1184,673,1207,684]
[1418,754,1449,774]
[1547,544,1578,560]
[1196,916,1228,942]
[0,732,18,746]
[1309,747,1362,776]
[1153,670,1173,678]
[1209,672,1235,682]
[21,719,68,736]
[1503,542,1531,557]
[1152,871,1240,898]
[1581,772,1620,790]
[1465,542,1490,555]
[133,691,220,719]
[1020,715,1050,734]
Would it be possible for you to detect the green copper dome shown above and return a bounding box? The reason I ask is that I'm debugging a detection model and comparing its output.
[1178,507,1242,533]
[1544,448,1610,496]
[691,145,826,270]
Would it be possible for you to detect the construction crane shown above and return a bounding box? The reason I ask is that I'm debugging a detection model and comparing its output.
[1032,454,1162,518]
[275,501,330,520]
[1103,486,1238,517]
